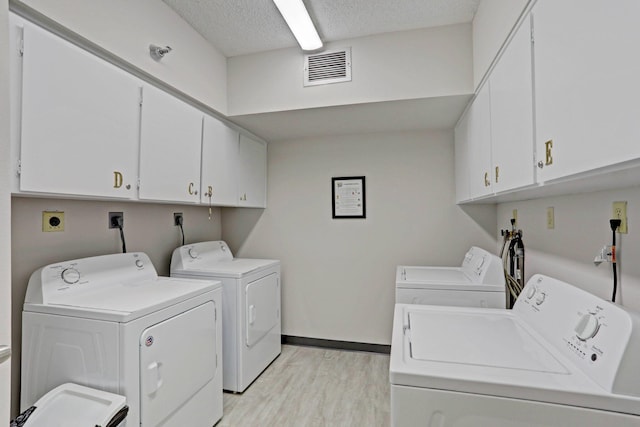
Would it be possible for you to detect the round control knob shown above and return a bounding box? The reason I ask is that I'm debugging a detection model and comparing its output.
[575,314,600,341]
[526,286,537,299]
[535,292,546,305]
[61,268,80,284]
[188,248,199,259]
[135,259,144,268]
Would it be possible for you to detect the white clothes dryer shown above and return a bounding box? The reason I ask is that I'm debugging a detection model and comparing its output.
[396,246,506,308]
[171,240,281,393]
[21,252,223,427]
[390,274,640,426]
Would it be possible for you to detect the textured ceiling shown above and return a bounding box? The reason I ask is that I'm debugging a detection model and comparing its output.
[162,0,481,57]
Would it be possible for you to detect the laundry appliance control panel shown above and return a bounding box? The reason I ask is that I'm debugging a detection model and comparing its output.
[24,252,157,305]
[515,274,640,396]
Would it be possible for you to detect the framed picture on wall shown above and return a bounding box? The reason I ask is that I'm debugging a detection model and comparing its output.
[332,176,366,219]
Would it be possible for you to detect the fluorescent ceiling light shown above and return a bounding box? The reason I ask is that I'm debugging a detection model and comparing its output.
[273,0,323,51]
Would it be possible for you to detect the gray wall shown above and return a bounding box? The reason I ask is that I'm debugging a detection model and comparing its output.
[228,24,473,115]
[222,130,497,345]
[16,0,228,113]
[10,198,221,416]
[0,0,12,422]
[497,187,640,311]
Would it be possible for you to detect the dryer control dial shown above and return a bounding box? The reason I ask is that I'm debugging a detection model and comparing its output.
[135,259,144,268]
[188,248,199,259]
[575,313,600,341]
[61,268,80,284]
[526,286,537,299]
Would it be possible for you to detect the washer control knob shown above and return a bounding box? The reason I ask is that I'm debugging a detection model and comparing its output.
[526,286,537,299]
[61,268,80,284]
[188,248,199,259]
[535,292,546,305]
[575,313,600,341]
[135,259,144,268]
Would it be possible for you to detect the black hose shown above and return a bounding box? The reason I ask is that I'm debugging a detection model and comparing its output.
[612,227,617,302]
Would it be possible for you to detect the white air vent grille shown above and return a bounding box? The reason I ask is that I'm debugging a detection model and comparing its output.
[304,48,352,87]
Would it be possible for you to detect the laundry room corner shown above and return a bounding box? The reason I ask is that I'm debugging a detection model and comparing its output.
[221,129,498,347]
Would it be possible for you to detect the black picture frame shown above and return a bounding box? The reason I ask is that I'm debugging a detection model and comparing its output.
[332,176,366,219]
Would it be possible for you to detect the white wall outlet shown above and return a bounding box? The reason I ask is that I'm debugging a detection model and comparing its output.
[546,207,554,229]
[612,201,628,233]
[42,211,64,232]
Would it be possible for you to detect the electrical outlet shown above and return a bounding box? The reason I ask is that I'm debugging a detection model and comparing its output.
[512,209,518,226]
[612,201,628,233]
[42,211,64,232]
[546,207,554,229]
[108,212,124,229]
[174,212,183,226]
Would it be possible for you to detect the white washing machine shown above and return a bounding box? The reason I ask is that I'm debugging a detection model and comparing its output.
[171,240,281,393]
[390,274,640,426]
[21,252,223,427]
[396,246,506,308]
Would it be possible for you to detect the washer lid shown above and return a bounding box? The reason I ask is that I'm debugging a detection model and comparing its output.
[396,266,504,292]
[173,258,280,278]
[24,277,220,322]
[408,310,566,373]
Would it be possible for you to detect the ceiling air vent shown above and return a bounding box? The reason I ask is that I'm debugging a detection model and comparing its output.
[304,48,352,87]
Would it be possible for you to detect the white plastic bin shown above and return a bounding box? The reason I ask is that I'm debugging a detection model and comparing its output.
[12,383,128,427]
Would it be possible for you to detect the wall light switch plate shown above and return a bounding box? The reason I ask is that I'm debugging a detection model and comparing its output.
[546,207,554,229]
[613,201,628,233]
[42,211,65,232]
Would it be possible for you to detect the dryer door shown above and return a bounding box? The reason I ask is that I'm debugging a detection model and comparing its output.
[139,301,216,426]
[245,273,280,347]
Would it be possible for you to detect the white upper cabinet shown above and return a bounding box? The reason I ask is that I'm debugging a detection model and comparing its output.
[533,0,640,183]
[466,84,493,199]
[139,84,203,203]
[489,16,535,193]
[238,134,267,208]
[19,22,140,198]
[454,109,471,203]
[201,115,239,207]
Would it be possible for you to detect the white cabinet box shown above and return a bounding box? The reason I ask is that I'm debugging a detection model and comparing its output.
[532,0,640,184]
[18,20,140,199]
[466,83,493,200]
[238,134,267,208]
[139,84,203,204]
[201,116,239,207]
[489,16,535,194]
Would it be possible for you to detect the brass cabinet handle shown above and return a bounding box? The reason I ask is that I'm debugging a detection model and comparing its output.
[545,139,553,166]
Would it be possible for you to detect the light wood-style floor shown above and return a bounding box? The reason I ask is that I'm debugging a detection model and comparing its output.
[217,344,390,427]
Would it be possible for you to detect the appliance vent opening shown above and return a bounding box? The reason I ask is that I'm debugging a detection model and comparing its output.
[304,48,352,87]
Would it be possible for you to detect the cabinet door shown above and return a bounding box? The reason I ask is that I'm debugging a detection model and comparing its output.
[139,84,203,203]
[201,116,239,206]
[19,23,140,198]
[533,0,640,182]
[490,16,535,193]
[454,109,471,203]
[238,134,267,208]
[467,84,493,199]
